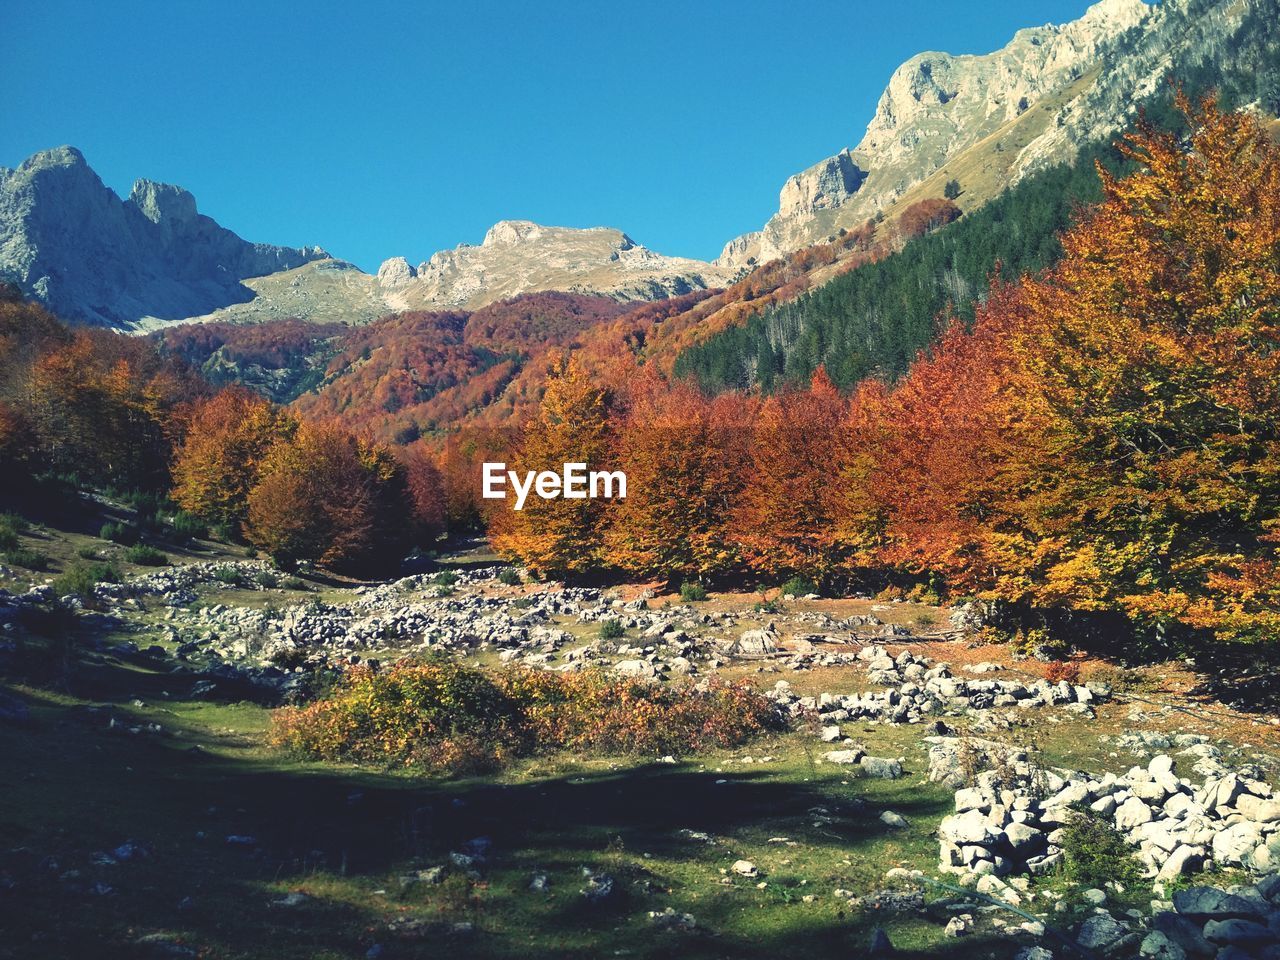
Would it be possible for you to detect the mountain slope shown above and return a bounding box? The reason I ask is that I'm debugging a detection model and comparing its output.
[183,220,735,327]
[0,146,732,330]
[0,147,328,328]
[718,0,1279,269]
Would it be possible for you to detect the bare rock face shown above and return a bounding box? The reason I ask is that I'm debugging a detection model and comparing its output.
[406,220,733,309]
[186,219,734,327]
[718,0,1273,268]
[777,150,867,220]
[0,147,328,327]
[376,256,417,287]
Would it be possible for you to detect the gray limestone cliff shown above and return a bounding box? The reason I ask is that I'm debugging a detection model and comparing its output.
[718,0,1278,267]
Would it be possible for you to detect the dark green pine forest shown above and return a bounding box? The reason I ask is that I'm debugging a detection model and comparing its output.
[673,59,1280,394]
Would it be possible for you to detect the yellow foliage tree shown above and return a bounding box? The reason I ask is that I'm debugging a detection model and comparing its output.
[171,387,296,531]
[490,355,615,578]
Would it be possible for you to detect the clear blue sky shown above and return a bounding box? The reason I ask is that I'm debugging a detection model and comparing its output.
[2,0,1097,271]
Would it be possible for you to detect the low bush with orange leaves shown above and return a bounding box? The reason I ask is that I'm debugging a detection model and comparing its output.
[1043,660,1081,685]
[270,660,783,772]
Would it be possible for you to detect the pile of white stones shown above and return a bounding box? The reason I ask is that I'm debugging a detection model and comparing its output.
[765,645,1110,726]
[936,747,1280,882]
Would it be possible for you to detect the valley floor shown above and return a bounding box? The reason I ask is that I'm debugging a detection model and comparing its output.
[0,516,1277,960]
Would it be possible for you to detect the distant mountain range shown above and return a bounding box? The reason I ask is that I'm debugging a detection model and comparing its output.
[3,0,1276,330]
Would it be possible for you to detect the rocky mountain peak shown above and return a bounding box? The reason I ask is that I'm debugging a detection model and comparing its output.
[18,145,89,173]
[0,147,329,327]
[483,220,545,246]
[128,179,199,226]
[717,0,1166,267]
[376,256,418,287]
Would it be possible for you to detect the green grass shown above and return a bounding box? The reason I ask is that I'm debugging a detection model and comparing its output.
[0,630,1033,960]
[3,538,1202,960]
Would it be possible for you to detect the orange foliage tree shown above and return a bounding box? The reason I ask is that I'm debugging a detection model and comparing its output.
[984,95,1280,641]
[490,355,615,578]
[849,95,1280,644]
[398,441,448,547]
[171,387,296,530]
[245,421,413,572]
[26,329,199,489]
[731,368,849,585]
[605,376,756,584]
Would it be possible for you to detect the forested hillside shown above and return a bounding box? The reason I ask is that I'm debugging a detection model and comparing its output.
[673,143,1122,391]
[496,98,1280,649]
[673,75,1279,393]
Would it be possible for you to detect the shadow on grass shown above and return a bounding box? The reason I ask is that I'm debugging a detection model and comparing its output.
[0,643,1021,960]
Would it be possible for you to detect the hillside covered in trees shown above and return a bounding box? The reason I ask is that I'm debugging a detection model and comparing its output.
[3,97,1277,655]
[491,98,1280,650]
[673,78,1279,393]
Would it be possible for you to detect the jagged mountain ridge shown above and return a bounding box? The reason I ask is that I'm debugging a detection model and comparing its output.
[182,219,734,328]
[6,0,1276,329]
[718,0,1276,268]
[0,146,733,329]
[0,147,329,328]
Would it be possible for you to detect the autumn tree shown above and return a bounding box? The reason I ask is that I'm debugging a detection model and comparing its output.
[26,330,197,490]
[989,94,1280,642]
[171,387,296,531]
[859,95,1280,645]
[246,421,413,573]
[398,441,448,547]
[732,368,850,585]
[490,355,615,578]
[605,376,755,584]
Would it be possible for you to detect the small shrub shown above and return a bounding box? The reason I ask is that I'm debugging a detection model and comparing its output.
[267,644,310,670]
[1059,812,1143,888]
[1011,627,1067,660]
[754,598,782,614]
[52,561,120,599]
[598,618,625,640]
[973,625,1012,646]
[212,565,246,586]
[875,585,905,602]
[432,570,459,588]
[171,511,208,541]
[77,546,102,560]
[3,548,49,570]
[0,513,26,550]
[279,575,308,591]
[254,569,280,589]
[211,523,235,543]
[0,512,28,534]
[117,489,163,514]
[906,582,943,605]
[124,544,168,566]
[1044,660,1082,685]
[679,582,708,602]
[497,568,522,587]
[100,521,140,546]
[779,575,817,598]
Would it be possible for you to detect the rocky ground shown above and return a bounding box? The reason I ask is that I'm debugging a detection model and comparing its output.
[1,543,1278,959]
